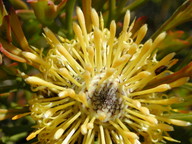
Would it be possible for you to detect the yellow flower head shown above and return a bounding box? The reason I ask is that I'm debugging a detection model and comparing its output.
[11,7,190,144]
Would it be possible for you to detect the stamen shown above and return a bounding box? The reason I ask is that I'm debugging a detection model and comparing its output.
[169,119,191,126]
[107,20,116,68]
[94,28,102,69]
[125,101,150,115]
[129,84,171,97]
[59,68,82,87]
[58,89,75,98]
[62,119,82,144]
[72,47,86,67]
[89,129,95,143]
[83,70,91,89]
[81,116,90,135]
[22,52,46,65]
[78,92,89,107]
[121,71,151,85]
[83,129,93,144]
[98,68,115,85]
[109,121,128,142]
[68,129,81,144]
[155,123,174,131]
[25,76,66,91]
[73,23,90,64]
[99,125,106,144]
[139,107,150,115]
[91,8,99,28]
[116,118,129,131]
[123,96,141,108]
[152,32,166,49]
[87,46,95,69]
[127,43,137,55]
[45,101,76,118]
[123,10,131,32]
[52,71,71,86]
[138,97,183,105]
[126,109,158,124]
[111,130,121,143]
[156,116,191,126]
[163,136,180,143]
[44,28,84,73]
[124,118,141,129]
[112,54,131,68]
[169,77,189,88]
[36,96,64,102]
[125,114,152,127]
[112,11,132,64]
[123,131,139,140]
[12,112,30,120]
[136,53,176,89]
[76,7,88,44]
[105,129,113,144]
[54,128,64,140]
[110,121,139,141]
[54,112,81,140]
[135,24,147,44]
[152,53,176,71]
[122,40,152,79]
[26,127,45,141]
[85,64,94,74]
[99,13,104,30]
[87,117,96,129]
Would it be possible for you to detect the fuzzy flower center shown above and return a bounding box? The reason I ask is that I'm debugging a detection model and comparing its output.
[84,74,126,122]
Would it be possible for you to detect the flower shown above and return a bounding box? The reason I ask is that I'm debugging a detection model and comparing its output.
[1,7,191,144]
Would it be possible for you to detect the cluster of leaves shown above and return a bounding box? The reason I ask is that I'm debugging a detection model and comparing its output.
[0,0,192,143]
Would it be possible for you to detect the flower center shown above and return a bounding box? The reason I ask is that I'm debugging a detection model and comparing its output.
[84,74,126,122]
